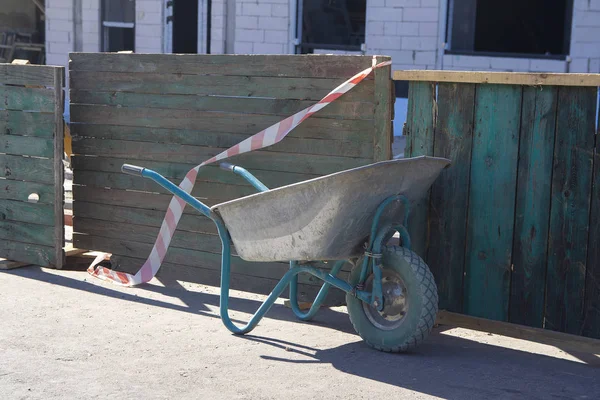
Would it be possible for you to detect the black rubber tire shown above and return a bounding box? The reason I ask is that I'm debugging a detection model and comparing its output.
[346,246,438,352]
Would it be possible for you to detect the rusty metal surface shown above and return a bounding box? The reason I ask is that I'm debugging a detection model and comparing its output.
[212,156,450,262]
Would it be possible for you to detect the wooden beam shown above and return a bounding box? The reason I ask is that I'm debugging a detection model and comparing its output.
[393,70,600,87]
[436,310,600,355]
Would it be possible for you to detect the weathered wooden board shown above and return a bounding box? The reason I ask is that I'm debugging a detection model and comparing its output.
[0,200,55,226]
[464,84,522,321]
[583,109,600,339]
[0,110,55,137]
[69,91,375,120]
[545,87,596,335]
[69,71,374,101]
[0,63,64,268]
[0,179,55,204]
[0,154,54,184]
[404,82,436,259]
[0,85,55,112]
[0,134,54,157]
[69,53,380,78]
[0,64,56,86]
[510,86,557,328]
[428,83,475,313]
[373,56,393,161]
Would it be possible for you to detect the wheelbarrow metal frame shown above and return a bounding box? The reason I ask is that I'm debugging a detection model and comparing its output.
[124,163,412,333]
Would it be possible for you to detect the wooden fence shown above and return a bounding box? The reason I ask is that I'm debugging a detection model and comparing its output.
[396,70,600,339]
[69,53,393,301]
[0,63,64,268]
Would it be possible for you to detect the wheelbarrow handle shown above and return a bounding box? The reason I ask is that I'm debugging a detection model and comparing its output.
[121,164,145,176]
[219,163,235,172]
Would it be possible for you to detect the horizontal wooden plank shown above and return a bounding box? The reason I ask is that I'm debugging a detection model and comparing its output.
[0,85,55,112]
[69,105,374,137]
[75,218,224,255]
[74,170,258,203]
[0,240,57,267]
[71,156,319,189]
[69,71,374,101]
[0,110,55,137]
[0,134,54,157]
[0,199,54,225]
[0,64,59,87]
[0,220,55,247]
[72,138,371,170]
[69,91,375,120]
[436,311,600,355]
[74,234,349,286]
[393,70,600,87]
[73,201,216,232]
[69,121,373,145]
[69,53,384,79]
[0,154,55,184]
[0,178,55,204]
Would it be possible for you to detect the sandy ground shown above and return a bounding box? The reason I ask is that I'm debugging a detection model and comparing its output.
[1,266,599,400]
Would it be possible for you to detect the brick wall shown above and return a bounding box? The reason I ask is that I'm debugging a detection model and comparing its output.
[233,0,289,54]
[45,0,74,68]
[82,0,100,52]
[569,0,600,73]
[365,0,440,71]
[135,0,163,53]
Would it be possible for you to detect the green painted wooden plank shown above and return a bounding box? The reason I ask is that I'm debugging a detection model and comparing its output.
[70,91,375,120]
[69,53,378,78]
[73,202,216,232]
[582,109,600,339]
[69,105,374,136]
[0,154,54,184]
[70,122,373,145]
[0,220,54,247]
[51,66,64,270]
[464,84,522,321]
[0,110,55,138]
[0,85,55,112]
[0,199,54,226]
[427,82,475,313]
[404,81,436,259]
[372,57,393,161]
[69,71,374,101]
[509,86,558,328]
[71,156,320,189]
[0,240,57,267]
[73,234,348,286]
[545,86,596,335]
[0,64,58,87]
[0,134,54,157]
[0,179,55,204]
[71,140,371,176]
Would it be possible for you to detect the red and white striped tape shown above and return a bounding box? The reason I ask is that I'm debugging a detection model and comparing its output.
[88,57,392,286]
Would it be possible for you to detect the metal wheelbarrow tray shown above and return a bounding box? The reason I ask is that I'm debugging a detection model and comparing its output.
[121,155,451,353]
[213,156,450,262]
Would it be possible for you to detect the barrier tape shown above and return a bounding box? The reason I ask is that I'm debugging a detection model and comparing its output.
[88,57,392,286]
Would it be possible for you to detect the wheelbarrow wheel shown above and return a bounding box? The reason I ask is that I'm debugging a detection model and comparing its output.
[346,246,438,352]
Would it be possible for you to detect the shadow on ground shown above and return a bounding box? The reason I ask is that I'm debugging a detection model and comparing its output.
[4,266,600,399]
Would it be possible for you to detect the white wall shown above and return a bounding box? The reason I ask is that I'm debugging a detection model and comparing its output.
[46,0,74,68]
[136,0,163,53]
[569,0,600,73]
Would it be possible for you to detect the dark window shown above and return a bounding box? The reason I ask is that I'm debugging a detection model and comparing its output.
[101,0,135,52]
[298,0,366,53]
[447,0,573,57]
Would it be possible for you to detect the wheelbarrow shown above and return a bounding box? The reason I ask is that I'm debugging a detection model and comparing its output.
[121,155,450,352]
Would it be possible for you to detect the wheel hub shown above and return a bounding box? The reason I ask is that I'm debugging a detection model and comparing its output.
[362,269,409,331]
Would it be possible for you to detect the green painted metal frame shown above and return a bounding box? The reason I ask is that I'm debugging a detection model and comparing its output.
[122,163,411,334]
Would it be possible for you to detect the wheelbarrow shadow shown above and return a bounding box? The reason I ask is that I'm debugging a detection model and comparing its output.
[241,330,600,399]
[3,266,354,333]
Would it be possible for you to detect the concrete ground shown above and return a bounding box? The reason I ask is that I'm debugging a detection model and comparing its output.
[1,267,599,400]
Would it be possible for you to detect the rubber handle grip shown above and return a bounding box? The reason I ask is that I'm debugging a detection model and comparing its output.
[121,164,145,176]
[219,163,235,172]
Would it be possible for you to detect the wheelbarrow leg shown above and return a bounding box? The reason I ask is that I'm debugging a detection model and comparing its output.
[288,260,346,321]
